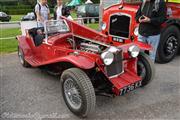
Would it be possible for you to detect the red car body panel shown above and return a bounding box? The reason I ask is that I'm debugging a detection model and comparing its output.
[166,2,180,19]
[111,68,141,95]
[17,34,96,69]
[64,16,109,44]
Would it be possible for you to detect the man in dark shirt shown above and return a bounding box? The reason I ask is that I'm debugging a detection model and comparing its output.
[135,0,166,62]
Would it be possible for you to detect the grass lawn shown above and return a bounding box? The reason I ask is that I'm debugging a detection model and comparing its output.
[86,23,99,30]
[0,28,21,54]
[11,15,24,21]
[71,10,77,18]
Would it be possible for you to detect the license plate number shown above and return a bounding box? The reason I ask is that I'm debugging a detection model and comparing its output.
[119,81,142,96]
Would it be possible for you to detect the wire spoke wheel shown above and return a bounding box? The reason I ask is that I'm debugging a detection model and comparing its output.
[64,78,82,110]
[61,68,96,117]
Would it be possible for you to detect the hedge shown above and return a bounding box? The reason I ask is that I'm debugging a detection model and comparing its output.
[3,9,33,15]
[0,4,33,15]
[3,5,32,9]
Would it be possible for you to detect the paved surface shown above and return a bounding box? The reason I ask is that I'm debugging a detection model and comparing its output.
[0,22,20,29]
[0,53,180,120]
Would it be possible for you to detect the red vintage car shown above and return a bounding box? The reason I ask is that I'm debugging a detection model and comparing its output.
[100,0,180,63]
[17,17,154,117]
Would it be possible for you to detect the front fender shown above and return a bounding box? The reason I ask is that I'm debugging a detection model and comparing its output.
[119,42,152,52]
[43,55,96,70]
[133,41,152,51]
[61,55,95,69]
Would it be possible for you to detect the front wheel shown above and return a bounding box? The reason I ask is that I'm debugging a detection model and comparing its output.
[61,68,96,118]
[137,53,155,87]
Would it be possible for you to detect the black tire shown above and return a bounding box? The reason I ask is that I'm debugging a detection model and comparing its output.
[137,53,155,87]
[156,25,180,63]
[61,68,96,118]
[83,19,87,24]
[18,46,30,67]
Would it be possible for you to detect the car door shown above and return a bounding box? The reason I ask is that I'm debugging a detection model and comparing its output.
[25,31,45,64]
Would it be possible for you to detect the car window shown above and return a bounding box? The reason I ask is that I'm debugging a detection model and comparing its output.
[78,6,86,13]
[88,5,95,13]
[0,12,7,16]
[95,5,99,13]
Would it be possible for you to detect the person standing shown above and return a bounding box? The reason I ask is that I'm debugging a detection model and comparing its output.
[35,0,51,27]
[135,0,166,62]
[54,0,71,20]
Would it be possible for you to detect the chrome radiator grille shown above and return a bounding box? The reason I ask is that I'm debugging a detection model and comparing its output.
[105,50,123,78]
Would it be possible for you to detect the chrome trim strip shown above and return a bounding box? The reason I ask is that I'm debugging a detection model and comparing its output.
[106,50,124,78]
[109,70,125,79]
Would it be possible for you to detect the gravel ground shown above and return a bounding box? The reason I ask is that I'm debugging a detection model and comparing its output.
[0,53,180,120]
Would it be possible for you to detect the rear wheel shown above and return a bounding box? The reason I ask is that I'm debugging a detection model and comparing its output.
[61,68,96,118]
[156,26,180,63]
[18,46,30,67]
[137,53,155,87]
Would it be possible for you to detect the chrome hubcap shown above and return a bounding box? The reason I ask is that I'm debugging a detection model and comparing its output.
[63,78,82,110]
[165,36,178,56]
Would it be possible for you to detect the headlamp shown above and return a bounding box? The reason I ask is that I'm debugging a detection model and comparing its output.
[128,45,140,58]
[101,47,119,65]
[101,22,107,30]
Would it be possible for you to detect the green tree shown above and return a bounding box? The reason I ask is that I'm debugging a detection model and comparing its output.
[27,0,36,5]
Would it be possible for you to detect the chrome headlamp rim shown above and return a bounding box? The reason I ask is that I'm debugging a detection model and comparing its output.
[101,51,114,66]
[128,45,140,58]
[101,22,107,30]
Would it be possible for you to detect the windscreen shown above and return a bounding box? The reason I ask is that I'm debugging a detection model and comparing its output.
[77,5,86,13]
[44,20,69,35]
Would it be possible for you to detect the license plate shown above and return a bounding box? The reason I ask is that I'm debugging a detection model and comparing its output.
[119,81,142,96]
[112,37,124,43]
